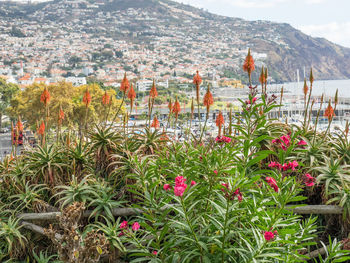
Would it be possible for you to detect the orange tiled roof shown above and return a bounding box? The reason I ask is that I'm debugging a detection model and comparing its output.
[19,73,31,81]
[34,77,47,82]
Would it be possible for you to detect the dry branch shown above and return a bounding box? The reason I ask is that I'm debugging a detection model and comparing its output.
[288,205,343,215]
[17,205,343,222]
[304,247,327,259]
[19,221,62,240]
[17,207,143,221]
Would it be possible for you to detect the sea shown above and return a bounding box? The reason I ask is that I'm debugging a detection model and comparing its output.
[270,79,350,98]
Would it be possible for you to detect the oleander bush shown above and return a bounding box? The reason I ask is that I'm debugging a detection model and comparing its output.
[0,51,350,262]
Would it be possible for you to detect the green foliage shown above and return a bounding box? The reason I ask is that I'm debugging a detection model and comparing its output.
[314,237,350,263]
[0,78,19,127]
[54,175,98,207]
[8,82,124,129]
[32,250,62,263]
[0,216,27,259]
[1,78,350,262]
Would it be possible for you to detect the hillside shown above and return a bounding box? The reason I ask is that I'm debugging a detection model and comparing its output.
[0,0,350,82]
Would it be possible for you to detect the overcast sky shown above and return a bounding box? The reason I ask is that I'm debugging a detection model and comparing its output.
[174,0,350,48]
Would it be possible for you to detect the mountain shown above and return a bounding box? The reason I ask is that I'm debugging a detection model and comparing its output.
[1,0,350,82]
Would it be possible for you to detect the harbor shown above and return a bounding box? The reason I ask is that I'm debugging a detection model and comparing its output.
[125,79,350,137]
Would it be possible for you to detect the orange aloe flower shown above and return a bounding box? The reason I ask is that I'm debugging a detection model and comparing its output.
[324,100,335,121]
[172,97,181,118]
[259,66,266,85]
[102,91,110,105]
[16,118,23,132]
[303,78,308,97]
[216,111,224,136]
[83,88,91,107]
[243,48,255,79]
[203,85,214,113]
[38,121,45,135]
[120,73,130,93]
[193,70,202,102]
[168,99,172,112]
[309,68,314,85]
[40,87,51,106]
[128,83,136,111]
[193,70,202,86]
[151,116,160,129]
[58,108,64,123]
[150,79,158,99]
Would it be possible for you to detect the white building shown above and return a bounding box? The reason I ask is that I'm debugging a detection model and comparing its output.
[66,76,87,86]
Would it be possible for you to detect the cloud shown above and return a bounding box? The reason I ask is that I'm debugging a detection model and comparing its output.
[176,0,329,8]
[227,0,289,8]
[298,22,350,48]
[305,0,326,3]
[176,0,289,8]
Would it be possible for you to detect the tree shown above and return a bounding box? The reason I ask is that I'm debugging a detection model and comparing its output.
[115,51,123,58]
[0,78,19,129]
[10,26,26,37]
[68,56,82,68]
[101,50,114,60]
[8,82,125,130]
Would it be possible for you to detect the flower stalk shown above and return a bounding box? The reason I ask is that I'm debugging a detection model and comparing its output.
[193,71,202,132]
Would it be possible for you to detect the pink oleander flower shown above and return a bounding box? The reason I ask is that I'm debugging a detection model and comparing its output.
[289,160,299,171]
[282,163,289,171]
[132,222,140,231]
[221,183,229,192]
[266,177,279,192]
[298,140,307,146]
[245,100,251,105]
[264,231,275,241]
[152,251,158,255]
[268,161,282,170]
[272,135,291,150]
[120,221,128,229]
[280,135,291,150]
[272,138,280,144]
[163,184,171,191]
[234,188,243,202]
[174,185,187,197]
[191,180,197,186]
[251,97,257,104]
[215,136,232,143]
[304,173,315,187]
[282,161,299,171]
[174,176,188,196]
[118,231,124,237]
[175,176,186,186]
[214,170,218,175]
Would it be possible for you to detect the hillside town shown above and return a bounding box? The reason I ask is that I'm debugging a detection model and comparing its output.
[0,0,281,90]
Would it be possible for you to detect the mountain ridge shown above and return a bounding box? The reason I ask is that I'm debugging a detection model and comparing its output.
[1,0,350,82]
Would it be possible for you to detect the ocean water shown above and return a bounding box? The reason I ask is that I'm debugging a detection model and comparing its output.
[270,79,350,98]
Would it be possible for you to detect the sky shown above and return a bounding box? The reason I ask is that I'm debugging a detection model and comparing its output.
[174,0,350,48]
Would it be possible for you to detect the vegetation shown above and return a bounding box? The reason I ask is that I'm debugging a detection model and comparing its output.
[0,78,19,129]
[8,82,124,129]
[0,51,349,262]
